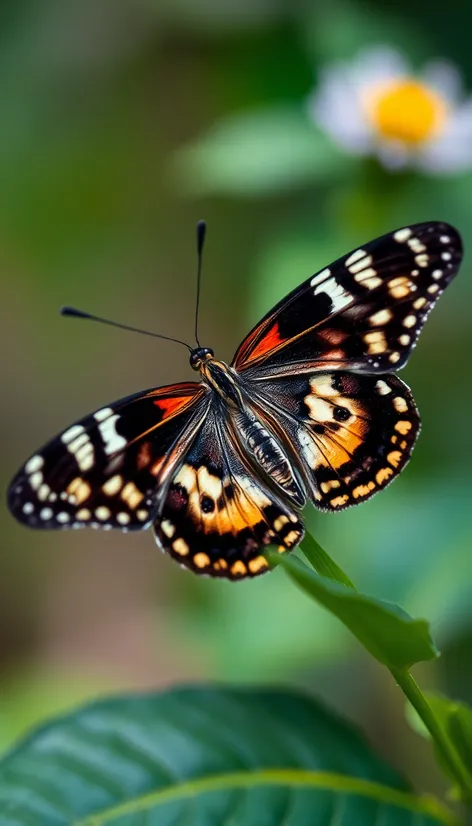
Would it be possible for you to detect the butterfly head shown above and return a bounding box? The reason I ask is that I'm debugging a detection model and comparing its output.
[189,346,214,371]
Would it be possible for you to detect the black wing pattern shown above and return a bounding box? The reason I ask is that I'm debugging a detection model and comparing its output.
[246,370,420,511]
[233,222,462,376]
[154,406,304,579]
[8,384,208,531]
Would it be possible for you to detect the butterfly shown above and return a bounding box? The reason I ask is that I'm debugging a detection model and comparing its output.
[7,221,462,579]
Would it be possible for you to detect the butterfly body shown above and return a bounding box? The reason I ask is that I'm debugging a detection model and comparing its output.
[200,354,308,505]
[8,221,463,578]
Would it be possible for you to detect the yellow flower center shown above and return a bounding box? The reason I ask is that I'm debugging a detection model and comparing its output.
[368,79,447,145]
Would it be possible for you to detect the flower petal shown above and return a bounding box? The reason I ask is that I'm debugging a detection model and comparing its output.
[308,64,373,154]
[375,139,412,170]
[418,97,472,172]
[351,45,409,89]
[422,60,463,104]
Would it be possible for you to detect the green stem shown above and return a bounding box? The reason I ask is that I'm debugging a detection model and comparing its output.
[299,534,355,588]
[295,533,472,801]
[390,669,472,799]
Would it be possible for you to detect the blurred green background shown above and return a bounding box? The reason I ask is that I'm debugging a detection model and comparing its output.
[1,0,472,800]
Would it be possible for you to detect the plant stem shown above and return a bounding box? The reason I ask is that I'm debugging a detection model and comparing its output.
[300,535,355,588]
[296,532,472,801]
[390,669,472,799]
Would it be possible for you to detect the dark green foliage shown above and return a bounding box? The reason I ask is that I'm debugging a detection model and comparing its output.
[0,687,457,826]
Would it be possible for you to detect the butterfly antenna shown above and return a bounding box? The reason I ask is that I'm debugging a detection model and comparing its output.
[194,219,206,347]
[60,306,193,352]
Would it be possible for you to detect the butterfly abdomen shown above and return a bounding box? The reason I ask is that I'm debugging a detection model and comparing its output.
[233,413,306,507]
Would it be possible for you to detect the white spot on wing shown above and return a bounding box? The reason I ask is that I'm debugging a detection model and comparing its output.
[76,509,91,521]
[314,277,352,312]
[415,254,429,267]
[348,254,373,274]
[62,424,85,444]
[408,237,426,253]
[345,249,366,266]
[68,433,89,452]
[75,443,94,471]
[98,415,126,455]
[310,268,331,287]
[376,380,392,395]
[25,455,44,474]
[394,228,412,242]
[354,267,378,283]
[103,475,123,496]
[94,407,114,422]
[29,472,43,491]
[161,519,175,538]
[393,396,408,413]
[369,309,392,326]
[356,273,381,289]
[38,484,51,501]
[96,506,111,520]
[298,429,320,467]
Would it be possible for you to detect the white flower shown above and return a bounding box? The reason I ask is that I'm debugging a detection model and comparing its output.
[308,46,472,173]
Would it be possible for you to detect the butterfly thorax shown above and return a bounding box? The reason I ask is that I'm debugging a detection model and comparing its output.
[194,353,307,507]
[198,355,245,409]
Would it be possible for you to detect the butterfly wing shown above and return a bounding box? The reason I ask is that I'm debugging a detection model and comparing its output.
[8,383,208,530]
[246,371,420,511]
[232,222,462,376]
[154,405,304,579]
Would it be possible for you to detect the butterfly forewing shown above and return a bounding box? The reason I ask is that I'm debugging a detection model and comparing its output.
[233,222,462,376]
[8,384,208,530]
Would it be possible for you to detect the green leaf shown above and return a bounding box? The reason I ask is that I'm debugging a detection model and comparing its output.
[171,107,349,197]
[267,552,438,670]
[423,692,472,796]
[0,686,457,826]
[300,534,355,588]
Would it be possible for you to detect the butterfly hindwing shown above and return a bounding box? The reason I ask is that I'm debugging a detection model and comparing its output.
[8,383,207,531]
[154,407,304,579]
[233,222,462,375]
[247,370,420,510]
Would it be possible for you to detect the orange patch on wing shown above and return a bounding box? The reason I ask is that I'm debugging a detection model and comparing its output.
[173,465,271,535]
[316,414,366,469]
[153,395,195,419]
[137,441,152,469]
[248,323,283,361]
[317,328,348,345]
[192,495,265,535]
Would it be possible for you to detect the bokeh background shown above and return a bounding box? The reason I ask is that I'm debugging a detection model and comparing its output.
[1,0,472,800]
